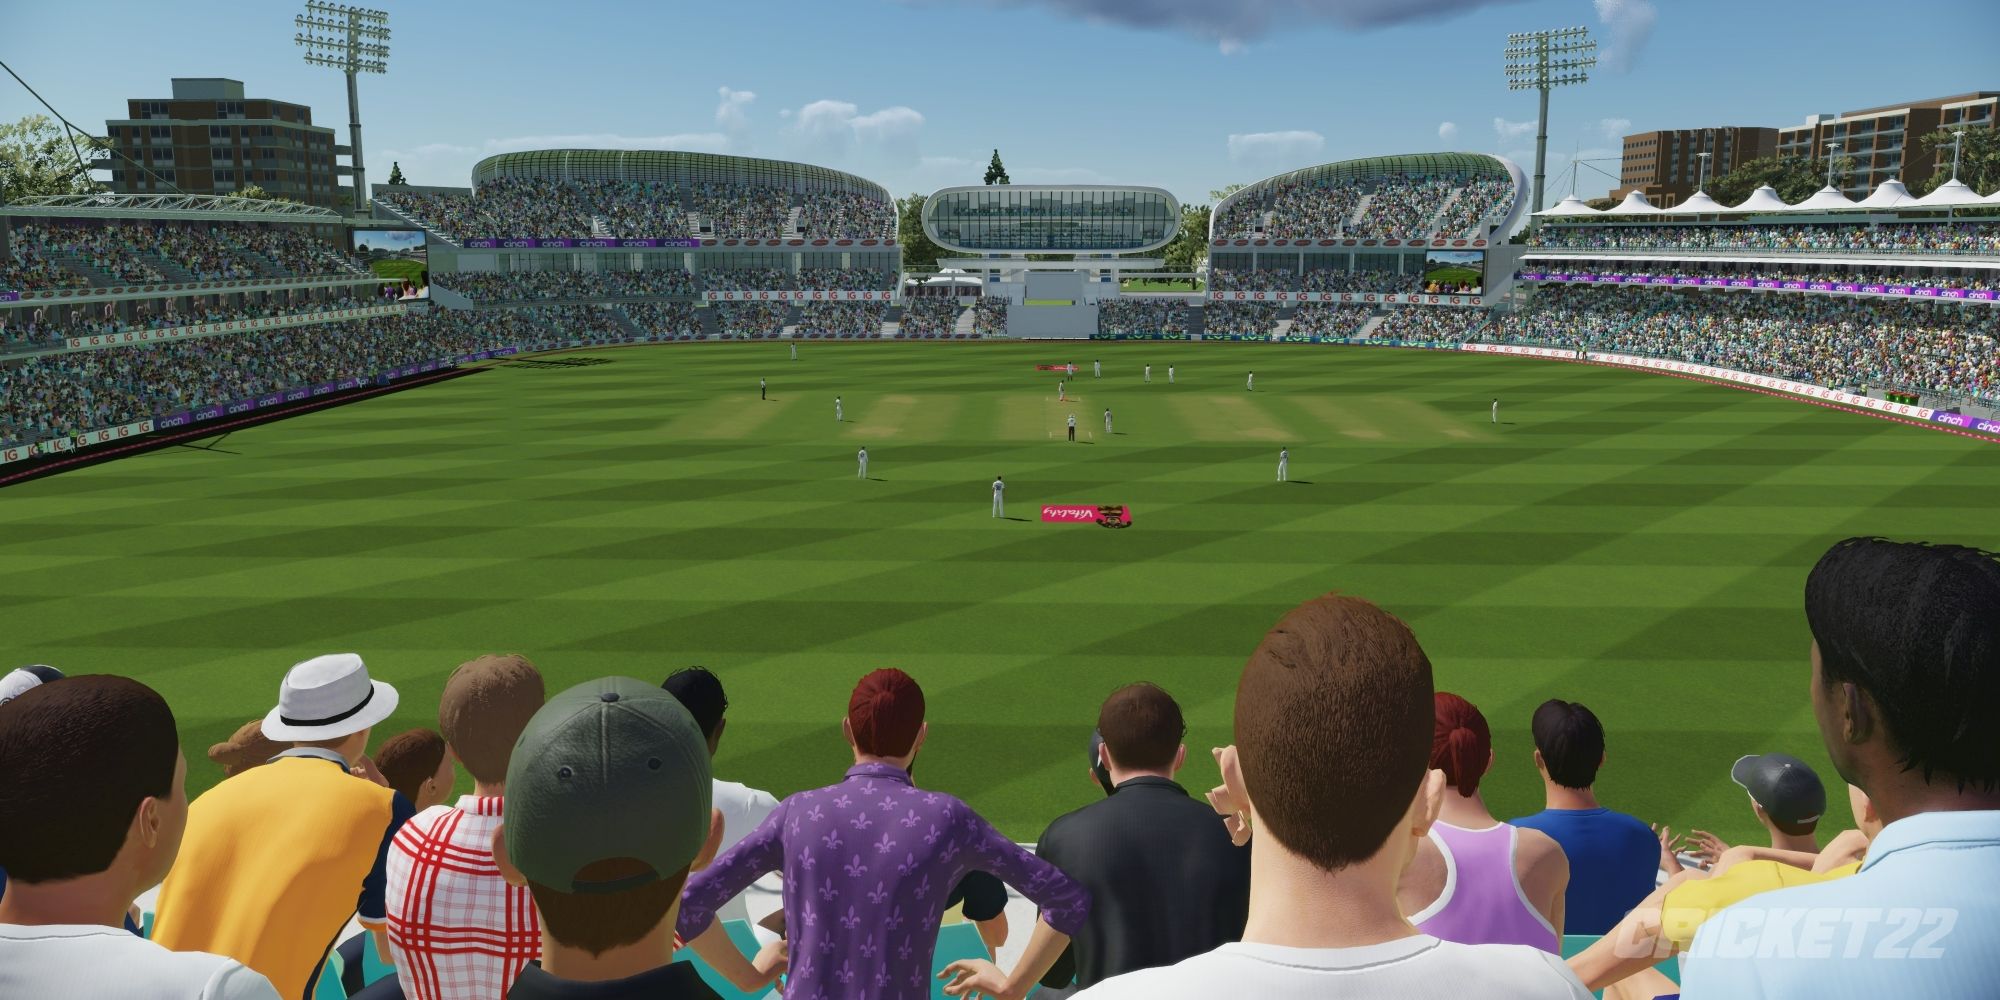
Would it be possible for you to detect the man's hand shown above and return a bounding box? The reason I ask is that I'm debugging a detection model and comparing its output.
[1684,829,1730,867]
[938,958,1018,1000]
[1651,823,1684,873]
[350,754,389,787]
[1205,745,1251,847]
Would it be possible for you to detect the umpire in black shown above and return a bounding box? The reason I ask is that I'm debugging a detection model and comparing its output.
[1036,683,1250,994]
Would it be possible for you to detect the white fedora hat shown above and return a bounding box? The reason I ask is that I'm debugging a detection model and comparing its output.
[261,653,399,742]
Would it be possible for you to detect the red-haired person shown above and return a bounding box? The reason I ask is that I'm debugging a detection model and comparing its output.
[1400,693,1569,952]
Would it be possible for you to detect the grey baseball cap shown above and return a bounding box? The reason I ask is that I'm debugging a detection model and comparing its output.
[1731,753,1826,826]
[504,677,712,894]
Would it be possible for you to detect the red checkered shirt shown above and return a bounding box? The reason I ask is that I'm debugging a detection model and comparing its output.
[384,796,540,1000]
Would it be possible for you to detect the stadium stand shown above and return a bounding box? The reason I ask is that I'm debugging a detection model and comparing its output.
[1,293,383,353]
[620,301,704,341]
[973,298,1007,337]
[1376,307,1488,344]
[713,301,789,339]
[435,269,699,302]
[1201,301,1280,337]
[1210,267,1417,293]
[1097,299,1188,337]
[1212,154,1518,241]
[795,301,887,339]
[895,299,960,339]
[2,220,369,291]
[1517,261,2000,292]
[1287,304,1373,339]
[1527,221,2000,255]
[377,173,894,244]
[702,268,799,292]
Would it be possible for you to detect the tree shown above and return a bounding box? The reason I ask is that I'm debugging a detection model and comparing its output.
[1,114,105,203]
[1709,154,1847,206]
[984,149,1009,185]
[1585,196,1618,211]
[1209,183,1246,202]
[1159,202,1211,274]
[225,184,302,205]
[1915,127,2000,196]
[386,161,407,186]
[896,192,952,271]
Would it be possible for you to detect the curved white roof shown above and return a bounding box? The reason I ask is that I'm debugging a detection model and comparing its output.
[1915,178,1988,208]
[1853,179,1919,210]
[1790,186,1858,212]
[1535,194,1602,217]
[1731,185,1792,213]
[1606,190,1660,215]
[1666,191,1728,215]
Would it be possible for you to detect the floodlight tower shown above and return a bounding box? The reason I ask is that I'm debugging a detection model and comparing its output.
[297,2,389,217]
[1505,26,1596,218]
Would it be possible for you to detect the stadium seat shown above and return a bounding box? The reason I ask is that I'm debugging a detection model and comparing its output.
[929,923,988,1000]
[313,950,345,1000]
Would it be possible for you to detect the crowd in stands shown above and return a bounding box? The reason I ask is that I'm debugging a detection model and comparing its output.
[529,304,630,343]
[897,299,960,338]
[1097,299,1188,336]
[795,302,886,337]
[382,178,895,243]
[1491,285,2000,404]
[1375,305,1488,343]
[3,222,362,290]
[700,267,796,292]
[8,536,1999,1000]
[1213,172,1514,240]
[380,178,596,241]
[714,302,789,338]
[1528,221,2000,255]
[794,190,896,240]
[621,301,702,339]
[9,222,164,285]
[1288,303,1373,338]
[591,180,693,238]
[974,297,1008,337]
[689,182,792,239]
[1210,267,1416,293]
[1202,301,1280,336]
[435,269,699,302]
[796,267,896,291]
[1520,261,2000,292]
[1,293,383,353]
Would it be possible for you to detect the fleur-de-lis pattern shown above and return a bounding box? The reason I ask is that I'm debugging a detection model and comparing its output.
[675,761,1090,1000]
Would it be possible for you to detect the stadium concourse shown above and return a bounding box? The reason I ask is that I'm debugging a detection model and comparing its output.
[3,143,2000,1000]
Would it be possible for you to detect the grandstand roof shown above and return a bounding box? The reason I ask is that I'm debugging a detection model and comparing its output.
[1607,191,1660,215]
[1916,178,1988,208]
[1666,191,1728,215]
[1854,179,1920,210]
[0,193,341,223]
[1216,151,1526,241]
[470,149,891,201]
[1539,194,1601,217]
[1793,185,1859,212]
[1735,186,1793,213]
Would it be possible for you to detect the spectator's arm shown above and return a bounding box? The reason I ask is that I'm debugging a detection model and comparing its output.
[1711,844,1820,875]
[1813,829,1871,873]
[356,792,415,927]
[674,802,785,943]
[1567,870,1702,991]
[943,812,1087,998]
[685,917,786,992]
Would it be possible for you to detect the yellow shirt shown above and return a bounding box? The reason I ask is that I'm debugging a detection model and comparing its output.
[152,754,397,1000]
[1660,859,1864,948]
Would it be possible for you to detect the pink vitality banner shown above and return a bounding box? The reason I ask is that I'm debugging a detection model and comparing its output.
[1042,504,1134,526]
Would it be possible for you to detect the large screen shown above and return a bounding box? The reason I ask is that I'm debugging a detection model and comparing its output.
[1420,250,1484,295]
[351,229,428,297]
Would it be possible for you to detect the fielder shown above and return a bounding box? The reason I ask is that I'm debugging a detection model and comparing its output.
[1093,359,1102,379]
[1059,379,1066,402]
[1277,447,1289,482]
[1168,365,1176,384]
[1247,371,1255,392]
[1067,413,1077,442]
[1144,364,1152,383]
[1491,398,1499,424]
[992,475,1005,517]
[857,446,868,479]
[760,377,767,401]
[1103,408,1113,435]
[1068,362,1077,377]
[835,396,844,422]
[790,342,797,360]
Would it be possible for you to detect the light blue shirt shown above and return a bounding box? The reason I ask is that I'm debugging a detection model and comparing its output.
[1681,809,2000,999]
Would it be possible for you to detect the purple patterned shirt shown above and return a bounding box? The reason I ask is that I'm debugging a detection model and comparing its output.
[677,762,1089,1000]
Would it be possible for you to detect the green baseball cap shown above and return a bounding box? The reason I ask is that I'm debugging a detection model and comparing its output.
[504,677,713,894]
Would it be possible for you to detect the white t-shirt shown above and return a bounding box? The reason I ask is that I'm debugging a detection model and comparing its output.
[0,924,281,1000]
[1072,937,1590,1000]
[712,778,781,924]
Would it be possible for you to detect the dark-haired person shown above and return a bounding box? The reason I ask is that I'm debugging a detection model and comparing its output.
[678,668,1089,1000]
[660,668,778,927]
[153,653,411,1000]
[1007,683,1250,994]
[1676,753,1825,869]
[375,729,453,813]
[0,675,281,1000]
[1510,699,1658,935]
[1077,595,1590,998]
[1680,538,2000,997]
[490,676,777,999]
[1402,693,1567,952]
[383,654,546,1000]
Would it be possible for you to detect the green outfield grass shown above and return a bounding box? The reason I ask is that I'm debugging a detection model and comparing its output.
[6,341,1996,844]
[1422,265,1481,288]
[367,259,426,284]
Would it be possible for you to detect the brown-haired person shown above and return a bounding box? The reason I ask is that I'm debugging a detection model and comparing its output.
[374,729,453,813]
[1076,595,1589,999]
[382,654,546,1000]
[491,676,777,999]
[1401,693,1568,952]
[153,654,410,1000]
[1019,683,1249,994]
[681,668,1089,1000]
[0,675,281,1000]
[207,720,284,780]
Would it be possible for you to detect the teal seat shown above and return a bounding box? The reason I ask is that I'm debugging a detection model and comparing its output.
[1560,932,1680,999]
[312,949,346,1000]
[930,923,988,1000]
[361,935,397,987]
[675,919,774,1000]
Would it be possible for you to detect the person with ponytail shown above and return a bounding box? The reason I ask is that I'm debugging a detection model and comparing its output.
[1397,693,1569,953]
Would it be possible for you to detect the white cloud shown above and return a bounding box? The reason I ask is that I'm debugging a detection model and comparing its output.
[1598,117,1633,141]
[956,0,1524,49]
[789,99,926,163]
[715,87,756,131]
[1218,38,1247,55]
[1438,121,1460,142]
[1227,129,1325,163]
[1594,0,1658,73]
[1493,117,1537,142]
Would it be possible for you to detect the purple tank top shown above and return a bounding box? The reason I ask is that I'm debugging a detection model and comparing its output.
[1411,821,1558,953]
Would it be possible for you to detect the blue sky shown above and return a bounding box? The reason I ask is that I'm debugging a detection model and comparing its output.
[6,0,1992,205]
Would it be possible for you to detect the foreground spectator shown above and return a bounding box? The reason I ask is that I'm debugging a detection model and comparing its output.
[1403,693,1567,951]
[661,667,779,925]
[1029,683,1249,993]
[680,668,1090,1000]
[1511,699,1659,935]
[1076,595,1589,998]
[375,730,453,813]
[0,675,281,1000]
[1679,538,2000,996]
[383,654,546,1000]
[152,654,410,1000]
[489,676,760,998]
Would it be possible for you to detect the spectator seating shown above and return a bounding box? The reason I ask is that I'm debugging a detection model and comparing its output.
[796,302,886,339]
[1202,302,1280,336]
[379,178,893,243]
[1527,221,2000,255]
[437,270,698,302]
[973,299,1007,337]
[2,221,365,290]
[1098,299,1188,337]
[1213,173,1514,241]
[896,300,960,339]
[1518,261,1999,293]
